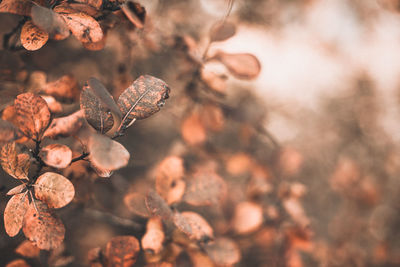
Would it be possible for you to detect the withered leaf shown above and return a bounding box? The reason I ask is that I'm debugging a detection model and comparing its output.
[41,95,63,114]
[0,119,21,143]
[118,75,170,130]
[90,160,113,178]
[7,184,27,196]
[122,1,146,29]
[20,21,49,51]
[0,0,33,16]
[205,238,241,266]
[145,190,173,220]
[105,235,140,267]
[41,75,79,100]
[34,172,75,209]
[61,13,103,43]
[75,0,103,10]
[31,5,70,40]
[0,142,30,180]
[200,68,227,94]
[181,112,206,146]
[39,144,72,169]
[53,2,100,17]
[15,240,40,258]
[209,21,236,42]
[88,133,130,171]
[141,217,165,254]
[177,212,214,242]
[43,110,85,139]
[232,202,263,234]
[14,93,51,140]
[5,259,31,267]
[4,193,29,237]
[183,170,227,206]
[211,51,261,80]
[82,34,107,51]
[23,200,65,250]
[80,83,114,133]
[124,192,151,217]
[155,156,186,205]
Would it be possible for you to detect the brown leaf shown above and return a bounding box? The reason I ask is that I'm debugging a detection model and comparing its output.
[20,21,49,51]
[183,170,227,206]
[5,259,31,267]
[124,192,151,217]
[54,2,100,17]
[105,235,140,267]
[232,202,263,234]
[145,190,173,220]
[43,110,85,139]
[141,217,165,254]
[41,75,79,100]
[88,133,130,171]
[0,0,33,16]
[155,156,186,205]
[61,13,103,43]
[0,142,30,180]
[34,172,75,209]
[31,5,70,40]
[22,200,65,250]
[75,0,103,10]
[122,1,146,29]
[80,83,114,133]
[14,93,51,140]
[4,193,29,237]
[41,95,63,114]
[90,160,113,178]
[118,75,170,130]
[82,34,107,51]
[200,68,227,94]
[205,238,241,266]
[175,212,214,242]
[209,21,236,42]
[0,119,21,143]
[200,104,225,132]
[7,184,27,196]
[39,144,72,169]
[181,112,206,146]
[15,240,40,258]
[211,51,261,80]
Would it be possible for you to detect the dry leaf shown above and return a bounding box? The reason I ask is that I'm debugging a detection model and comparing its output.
[75,0,103,10]
[20,21,49,51]
[155,156,186,204]
[201,104,225,132]
[15,240,40,258]
[90,160,113,178]
[31,5,70,40]
[145,190,173,220]
[142,217,165,254]
[39,144,72,169]
[22,200,65,250]
[226,153,253,176]
[61,13,103,43]
[181,112,206,146]
[7,184,27,196]
[209,21,236,42]
[232,202,263,234]
[205,238,241,266]
[5,259,31,267]
[42,75,79,100]
[211,51,261,80]
[41,95,63,114]
[183,170,227,206]
[43,110,85,139]
[4,193,29,237]
[14,93,51,140]
[200,69,227,94]
[122,1,146,29]
[0,0,33,16]
[0,119,21,143]
[0,142,30,180]
[34,172,75,208]
[177,211,214,242]
[118,75,170,130]
[82,34,107,51]
[88,133,130,171]
[54,2,100,17]
[124,192,151,217]
[105,235,140,267]
[81,83,114,133]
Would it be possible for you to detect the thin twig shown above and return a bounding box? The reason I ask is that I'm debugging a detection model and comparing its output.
[70,152,89,164]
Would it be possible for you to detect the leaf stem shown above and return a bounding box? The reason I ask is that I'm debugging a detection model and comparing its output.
[70,152,90,164]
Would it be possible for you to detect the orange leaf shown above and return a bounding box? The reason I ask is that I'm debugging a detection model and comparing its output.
[7,184,27,196]
[61,12,103,43]
[0,119,21,143]
[39,144,72,169]
[145,190,173,220]
[105,236,140,267]
[0,142,30,180]
[232,202,263,234]
[43,110,85,139]
[205,237,241,266]
[200,68,227,94]
[22,200,65,250]
[211,51,261,80]
[121,1,146,29]
[124,192,151,217]
[4,193,29,237]
[0,0,33,16]
[5,259,31,267]
[15,240,40,258]
[31,5,70,40]
[34,172,75,209]
[141,217,165,254]
[20,21,49,51]
[175,211,214,242]
[14,93,51,140]
[209,21,236,42]
[41,75,79,100]
[181,112,206,146]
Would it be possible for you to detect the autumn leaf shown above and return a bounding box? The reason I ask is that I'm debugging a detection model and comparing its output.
[124,192,151,217]
[181,111,206,146]
[145,190,173,220]
[0,0,33,16]
[210,51,261,80]
[209,21,236,42]
[5,259,31,267]
[34,172,75,209]
[205,237,241,266]
[7,184,27,196]
[31,5,70,40]
[15,240,40,258]
[61,12,103,43]
[39,144,72,169]
[4,193,29,237]
[20,21,49,51]
[232,202,263,234]
[0,119,22,143]
[122,1,146,29]
[88,133,130,172]
[14,93,51,140]
[175,211,214,242]
[0,142,30,180]
[41,75,79,100]
[43,110,85,139]
[141,217,165,254]
[118,75,170,131]
[105,236,140,267]
[75,0,103,10]
[22,200,65,250]
[200,68,227,94]
[53,2,100,17]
